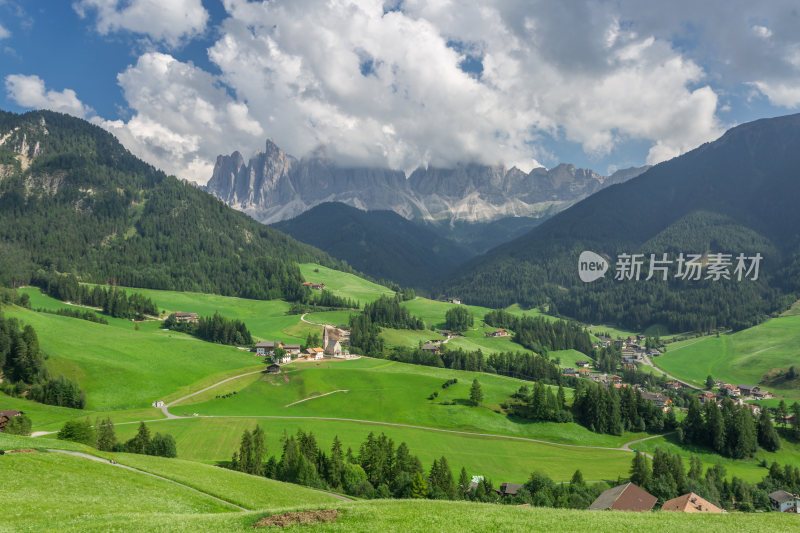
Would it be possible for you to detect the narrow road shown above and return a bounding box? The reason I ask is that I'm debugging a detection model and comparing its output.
[46,449,248,511]
[284,390,349,408]
[641,353,701,391]
[152,412,667,455]
[161,369,265,418]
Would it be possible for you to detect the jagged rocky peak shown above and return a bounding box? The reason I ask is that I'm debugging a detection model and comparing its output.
[205,138,649,224]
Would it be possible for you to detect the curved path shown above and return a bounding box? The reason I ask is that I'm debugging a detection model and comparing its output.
[47,449,248,511]
[641,353,701,391]
[284,390,349,408]
[161,369,266,418]
[46,449,354,504]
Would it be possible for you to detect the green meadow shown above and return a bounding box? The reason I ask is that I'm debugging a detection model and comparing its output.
[4,305,261,411]
[655,315,800,400]
[299,263,394,305]
[20,286,318,343]
[634,432,800,483]
[108,416,634,484]
[172,357,641,448]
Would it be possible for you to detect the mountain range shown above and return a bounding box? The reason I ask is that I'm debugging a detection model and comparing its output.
[205,139,647,225]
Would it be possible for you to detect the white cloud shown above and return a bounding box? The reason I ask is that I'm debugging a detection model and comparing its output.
[0,23,10,40]
[95,52,263,181]
[5,74,92,117]
[752,25,772,39]
[750,81,800,108]
[73,0,208,47]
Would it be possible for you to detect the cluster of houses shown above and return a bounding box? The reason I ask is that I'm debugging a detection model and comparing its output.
[589,483,726,513]
[301,281,325,290]
[486,480,799,513]
[696,383,772,416]
[254,325,356,366]
[0,410,23,433]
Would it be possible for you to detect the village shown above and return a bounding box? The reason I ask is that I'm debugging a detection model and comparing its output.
[253,324,358,372]
[561,335,774,416]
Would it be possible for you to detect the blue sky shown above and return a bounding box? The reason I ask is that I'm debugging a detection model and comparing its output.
[2,1,799,182]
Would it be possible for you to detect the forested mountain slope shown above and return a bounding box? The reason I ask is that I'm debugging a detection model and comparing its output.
[0,110,339,299]
[273,202,472,286]
[444,114,800,332]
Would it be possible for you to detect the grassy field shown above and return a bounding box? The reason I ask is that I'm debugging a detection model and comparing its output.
[1,450,235,528]
[550,349,592,368]
[299,264,394,305]
[6,482,798,532]
[20,286,318,343]
[634,432,800,483]
[654,315,800,400]
[4,305,261,411]
[106,416,635,484]
[399,298,493,330]
[108,453,340,509]
[171,357,646,448]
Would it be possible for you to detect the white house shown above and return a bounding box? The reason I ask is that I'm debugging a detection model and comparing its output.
[769,490,799,513]
[255,341,278,356]
[152,400,165,408]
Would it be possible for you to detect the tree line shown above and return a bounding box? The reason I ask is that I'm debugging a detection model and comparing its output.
[57,418,176,458]
[630,447,800,512]
[679,397,779,458]
[32,271,158,319]
[571,381,675,435]
[165,311,253,346]
[0,311,86,409]
[483,310,593,355]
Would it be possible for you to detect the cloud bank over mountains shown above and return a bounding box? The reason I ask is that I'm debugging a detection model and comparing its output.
[5,1,800,183]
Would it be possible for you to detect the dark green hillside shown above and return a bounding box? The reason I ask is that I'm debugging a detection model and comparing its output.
[273,202,472,287]
[0,110,338,299]
[444,114,800,331]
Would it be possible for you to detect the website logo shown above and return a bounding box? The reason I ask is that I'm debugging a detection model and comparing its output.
[578,251,609,283]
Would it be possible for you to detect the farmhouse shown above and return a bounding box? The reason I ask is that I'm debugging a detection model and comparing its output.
[283,344,302,355]
[445,297,461,305]
[563,368,578,377]
[769,490,800,513]
[753,389,772,399]
[575,361,591,369]
[589,482,657,511]
[721,384,741,397]
[266,363,281,374]
[0,410,22,433]
[738,384,759,397]
[486,329,509,337]
[421,343,441,354]
[173,312,198,323]
[697,391,717,404]
[661,492,723,513]
[641,392,672,411]
[255,341,279,356]
[302,282,325,290]
[495,483,524,497]
[151,400,165,408]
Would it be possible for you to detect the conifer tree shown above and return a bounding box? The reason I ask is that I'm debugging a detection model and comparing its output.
[470,379,483,406]
[757,408,781,452]
[629,451,651,488]
[411,472,428,499]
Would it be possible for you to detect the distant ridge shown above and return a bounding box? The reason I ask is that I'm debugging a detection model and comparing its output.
[205,139,647,224]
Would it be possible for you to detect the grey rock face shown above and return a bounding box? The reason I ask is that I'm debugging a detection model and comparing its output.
[206,139,648,223]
